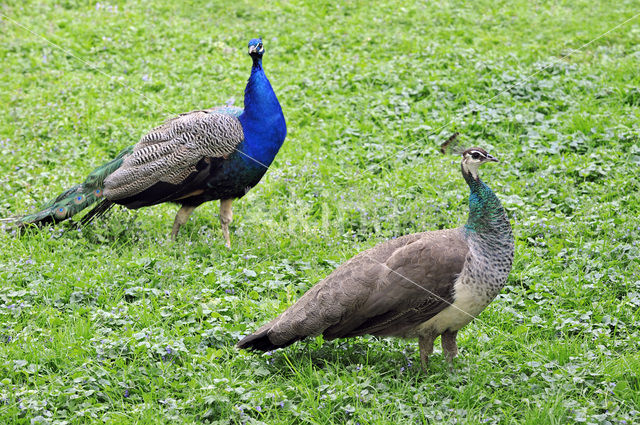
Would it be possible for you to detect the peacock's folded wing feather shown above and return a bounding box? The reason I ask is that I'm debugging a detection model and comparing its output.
[103,110,244,202]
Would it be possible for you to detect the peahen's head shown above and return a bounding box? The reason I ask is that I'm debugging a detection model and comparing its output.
[248,38,265,58]
[461,147,498,181]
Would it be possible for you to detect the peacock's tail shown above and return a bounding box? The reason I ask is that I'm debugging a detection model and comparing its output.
[7,145,133,228]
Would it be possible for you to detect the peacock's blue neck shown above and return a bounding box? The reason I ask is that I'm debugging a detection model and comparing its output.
[238,57,287,169]
[463,167,509,235]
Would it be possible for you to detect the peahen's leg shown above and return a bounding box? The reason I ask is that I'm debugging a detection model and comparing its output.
[220,199,233,248]
[170,205,197,240]
[441,330,459,363]
[418,333,436,373]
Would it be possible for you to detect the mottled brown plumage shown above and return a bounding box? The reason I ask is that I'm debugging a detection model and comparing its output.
[238,230,468,351]
[103,111,244,200]
[237,148,514,372]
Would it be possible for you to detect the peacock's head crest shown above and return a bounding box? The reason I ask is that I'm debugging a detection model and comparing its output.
[461,147,498,181]
[248,38,265,57]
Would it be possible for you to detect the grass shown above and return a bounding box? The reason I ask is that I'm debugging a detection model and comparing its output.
[1,0,639,423]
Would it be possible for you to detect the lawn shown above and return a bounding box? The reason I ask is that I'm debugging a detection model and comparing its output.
[1,0,639,423]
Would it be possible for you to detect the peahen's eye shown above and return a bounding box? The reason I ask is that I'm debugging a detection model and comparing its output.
[471,152,480,159]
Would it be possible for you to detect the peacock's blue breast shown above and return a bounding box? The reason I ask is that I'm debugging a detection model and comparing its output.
[202,148,270,200]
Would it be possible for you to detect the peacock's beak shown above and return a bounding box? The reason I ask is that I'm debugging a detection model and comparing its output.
[248,45,257,54]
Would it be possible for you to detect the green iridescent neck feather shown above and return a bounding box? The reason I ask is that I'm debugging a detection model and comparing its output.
[462,167,507,233]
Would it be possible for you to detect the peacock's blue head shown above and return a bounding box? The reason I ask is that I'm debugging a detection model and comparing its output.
[248,38,265,58]
[461,147,498,181]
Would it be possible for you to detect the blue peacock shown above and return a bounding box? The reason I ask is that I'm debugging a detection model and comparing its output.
[10,38,286,247]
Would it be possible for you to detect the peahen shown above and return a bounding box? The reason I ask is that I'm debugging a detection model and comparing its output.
[237,148,515,371]
[9,38,286,247]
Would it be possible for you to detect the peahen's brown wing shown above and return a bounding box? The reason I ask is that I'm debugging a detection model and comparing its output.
[237,228,469,351]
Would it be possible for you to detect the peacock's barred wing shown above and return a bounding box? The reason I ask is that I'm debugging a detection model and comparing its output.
[103,110,244,201]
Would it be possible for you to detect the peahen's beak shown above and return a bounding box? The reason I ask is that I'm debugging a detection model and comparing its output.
[486,154,499,162]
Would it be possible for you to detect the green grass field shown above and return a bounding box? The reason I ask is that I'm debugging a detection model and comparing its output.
[1,0,639,423]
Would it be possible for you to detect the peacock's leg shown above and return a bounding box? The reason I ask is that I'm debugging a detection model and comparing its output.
[170,205,197,240]
[418,332,436,373]
[441,330,459,363]
[220,199,233,248]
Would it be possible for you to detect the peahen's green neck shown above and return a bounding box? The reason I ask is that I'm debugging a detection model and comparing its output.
[462,166,508,235]
[459,158,515,297]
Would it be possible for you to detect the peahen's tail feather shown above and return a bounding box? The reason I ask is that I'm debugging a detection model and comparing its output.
[8,145,133,228]
[236,328,301,352]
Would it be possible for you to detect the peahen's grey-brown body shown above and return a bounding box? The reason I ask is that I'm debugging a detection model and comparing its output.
[237,148,514,371]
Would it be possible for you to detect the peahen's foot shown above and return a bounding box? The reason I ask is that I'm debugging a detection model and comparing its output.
[441,330,459,371]
[418,333,436,374]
